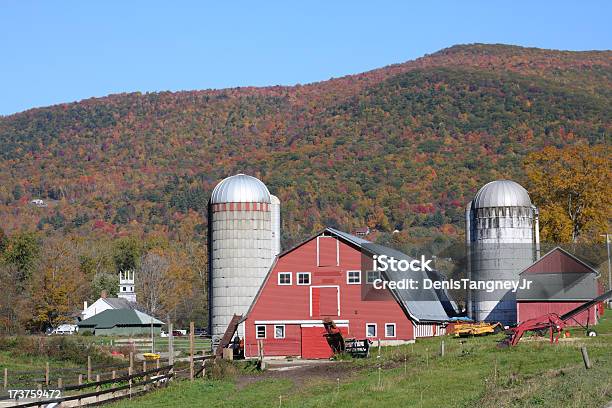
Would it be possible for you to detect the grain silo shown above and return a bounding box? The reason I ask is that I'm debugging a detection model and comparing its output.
[208,174,279,340]
[465,180,540,325]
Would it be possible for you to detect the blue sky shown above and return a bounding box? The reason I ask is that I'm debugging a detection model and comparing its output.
[1,1,610,115]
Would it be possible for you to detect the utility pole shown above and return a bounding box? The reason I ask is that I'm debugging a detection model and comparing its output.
[602,233,611,307]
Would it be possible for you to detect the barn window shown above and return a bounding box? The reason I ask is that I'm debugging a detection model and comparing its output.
[278,272,292,285]
[366,323,377,338]
[385,323,396,338]
[297,272,311,285]
[256,325,266,339]
[274,325,285,339]
[347,270,361,284]
[366,271,380,284]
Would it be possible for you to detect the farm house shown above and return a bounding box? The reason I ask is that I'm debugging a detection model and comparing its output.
[516,247,603,326]
[241,227,456,359]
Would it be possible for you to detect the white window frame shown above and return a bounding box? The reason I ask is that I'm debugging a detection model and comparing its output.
[385,323,396,338]
[278,272,292,286]
[297,272,311,286]
[366,323,377,338]
[366,270,380,284]
[346,270,361,285]
[274,324,285,339]
[256,325,266,339]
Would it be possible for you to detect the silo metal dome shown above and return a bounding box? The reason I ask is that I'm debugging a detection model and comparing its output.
[472,180,531,209]
[210,174,271,204]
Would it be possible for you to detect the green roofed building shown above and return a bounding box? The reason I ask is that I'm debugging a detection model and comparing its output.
[77,309,164,336]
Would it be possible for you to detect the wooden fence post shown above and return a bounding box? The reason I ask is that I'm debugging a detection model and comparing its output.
[129,352,134,371]
[581,346,592,369]
[128,366,133,399]
[78,374,83,385]
[189,321,195,381]
[143,360,147,375]
[3,367,7,389]
[112,370,116,380]
[440,340,445,357]
[45,362,49,386]
[87,356,92,382]
[57,377,62,389]
[168,322,174,368]
[95,375,100,402]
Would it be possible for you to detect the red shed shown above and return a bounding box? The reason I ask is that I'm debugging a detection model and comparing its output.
[242,228,453,359]
[516,247,600,326]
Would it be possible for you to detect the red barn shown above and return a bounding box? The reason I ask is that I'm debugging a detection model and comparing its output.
[242,228,453,359]
[516,247,601,326]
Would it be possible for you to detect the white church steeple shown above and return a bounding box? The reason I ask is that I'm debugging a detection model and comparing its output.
[118,270,136,302]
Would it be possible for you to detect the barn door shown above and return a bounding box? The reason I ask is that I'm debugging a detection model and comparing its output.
[301,325,349,359]
[311,286,339,317]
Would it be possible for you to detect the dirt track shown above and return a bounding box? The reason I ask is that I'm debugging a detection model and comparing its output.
[235,360,359,390]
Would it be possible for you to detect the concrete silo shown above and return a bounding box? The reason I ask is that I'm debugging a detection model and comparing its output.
[208,174,279,340]
[465,180,540,325]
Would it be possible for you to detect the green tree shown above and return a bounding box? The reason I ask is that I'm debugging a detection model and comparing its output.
[112,237,142,273]
[3,231,40,282]
[91,272,119,299]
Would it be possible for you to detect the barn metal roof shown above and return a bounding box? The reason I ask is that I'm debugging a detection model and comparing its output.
[472,180,532,208]
[516,273,597,301]
[102,298,138,309]
[210,174,271,204]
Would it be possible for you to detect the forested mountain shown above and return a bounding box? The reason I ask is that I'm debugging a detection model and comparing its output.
[1,44,610,248]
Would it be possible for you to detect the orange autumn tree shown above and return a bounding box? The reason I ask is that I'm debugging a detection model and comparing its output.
[30,237,86,331]
[524,144,611,243]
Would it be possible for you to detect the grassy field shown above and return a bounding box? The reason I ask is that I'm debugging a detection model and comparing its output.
[77,336,212,353]
[42,312,612,407]
[0,350,81,371]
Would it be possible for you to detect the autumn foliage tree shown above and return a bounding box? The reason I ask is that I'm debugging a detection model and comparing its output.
[524,144,611,243]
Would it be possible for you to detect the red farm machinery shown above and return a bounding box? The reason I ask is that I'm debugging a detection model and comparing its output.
[499,289,612,347]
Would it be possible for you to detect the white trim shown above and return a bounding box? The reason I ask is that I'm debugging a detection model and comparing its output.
[316,237,320,266]
[301,323,349,328]
[254,319,349,325]
[366,322,377,338]
[297,272,311,286]
[309,285,341,317]
[336,238,340,266]
[277,272,292,285]
[255,324,266,339]
[385,323,396,338]
[274,324,285,339]
[346,270,361,285]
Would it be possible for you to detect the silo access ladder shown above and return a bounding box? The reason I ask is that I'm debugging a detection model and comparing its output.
[215,314,242,357]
